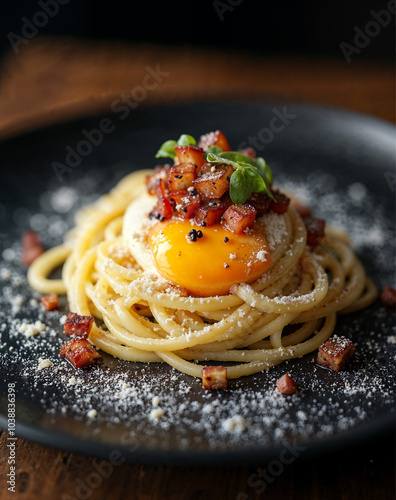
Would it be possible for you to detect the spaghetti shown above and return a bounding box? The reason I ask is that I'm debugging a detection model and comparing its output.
[28,132,377,380]
[28,172,377,379]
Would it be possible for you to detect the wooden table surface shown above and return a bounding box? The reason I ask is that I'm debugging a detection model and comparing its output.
[0,38,395,499]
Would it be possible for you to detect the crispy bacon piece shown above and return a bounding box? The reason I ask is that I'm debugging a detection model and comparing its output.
[269,190,290,214]
[174,145,205,169]
[380,286,396,308]
[193,164,233,199]
[151,179,173,220]
[304,217,326,247]
[197,162,215,176]
[316,336,355,372]
[21,230,44,266]
[40,293,59,311]
[198,130,231,152]
[291,199,312,219]
[168,163,197,192]
[202,365,228,390]
[221,204,257,235]
[238,146,256,159]
[64,312,94,338]
[276,374,297,394]
[168,190,201,219]
[145,165,170,195]
[194,200,228,227]
[60,338,100,369]
[247,192,272,217]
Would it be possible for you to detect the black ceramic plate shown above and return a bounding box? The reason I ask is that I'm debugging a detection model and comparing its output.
[0,102,395,465]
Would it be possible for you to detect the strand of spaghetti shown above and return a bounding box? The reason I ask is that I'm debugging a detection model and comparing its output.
[104,216,123,240]
[177,314,336,373]
[27,245,70,294]
[340,278,378,314]
[235,252,328,314]
[293,254,367,323]
[88,325,161,363]
[249,318,320,349]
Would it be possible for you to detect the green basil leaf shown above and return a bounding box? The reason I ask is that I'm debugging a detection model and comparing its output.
[177,134,196,146]
[206,152,241,170]
[206,145,222,154]
[155,140,177,159]
[244,168,266,193]
[254,157,273,184]
[203,146,222,161]
[218,151,256,167]
[229,170,252,204]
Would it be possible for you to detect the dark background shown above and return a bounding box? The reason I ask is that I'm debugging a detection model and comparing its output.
[0,0,394,61]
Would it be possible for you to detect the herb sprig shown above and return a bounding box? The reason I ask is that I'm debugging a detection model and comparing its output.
[156,135,196,159]
[155,134,274,204]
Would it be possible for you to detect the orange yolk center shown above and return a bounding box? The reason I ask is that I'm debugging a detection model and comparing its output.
[149,220,271,297]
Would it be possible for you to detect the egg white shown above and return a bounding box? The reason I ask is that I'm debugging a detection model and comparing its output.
[122,192,159,274]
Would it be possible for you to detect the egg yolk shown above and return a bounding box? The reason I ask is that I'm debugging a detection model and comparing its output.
[149,220,271,297]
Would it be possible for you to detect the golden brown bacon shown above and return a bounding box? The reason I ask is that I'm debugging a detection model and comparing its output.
[60,338,100,369]
[64,312,95,338]
[168,190,201,219]
[316,336,355,372]
[198,130,231,152]
[193,164,233,199]
[304,217,326,247]
[269,190,290,214]
[168,163,198,192]
[247,192,272,217]
[222,204,257,235]
[238,146,256,159]
[21,230,45,266]
[150,179,173,220]
[201,365,228,390]
[145,165,170,195]
[380,286,396,308]
[194,200,228,227]
[40,293,59,311]
[276,374,298,394]
[174,145,205,169]
[148,131,293,234]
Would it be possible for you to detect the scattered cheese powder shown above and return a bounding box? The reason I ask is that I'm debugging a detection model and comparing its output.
[37,358,52,370]
[150,408,165,420]
[18,321,46,337]
[222,415,248,434]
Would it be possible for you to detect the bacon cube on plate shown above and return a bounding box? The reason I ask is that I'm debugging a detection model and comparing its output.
[193,164,233,199]
[247,192,272,217]
[304,217,326,247]
[21,230,45,266]
[174,145,205,169]
[198,130,231,152]
[150,179,173,220]
[40,293,59,311]
[64,312,94,338]
[168,163,197,192]
[269,190,290,214]
[221,204,257,235]
[194,201,228,226]
[145,165,170,195]
[380,286,396,308]
[202,365,227,390]
[168,190,201,219]
[276,374,297,394]
[60,338,100,369]
[238,146,256,159]
[316,336,355,372]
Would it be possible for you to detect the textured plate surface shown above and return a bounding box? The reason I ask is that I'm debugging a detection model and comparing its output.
[0,101,395,465]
